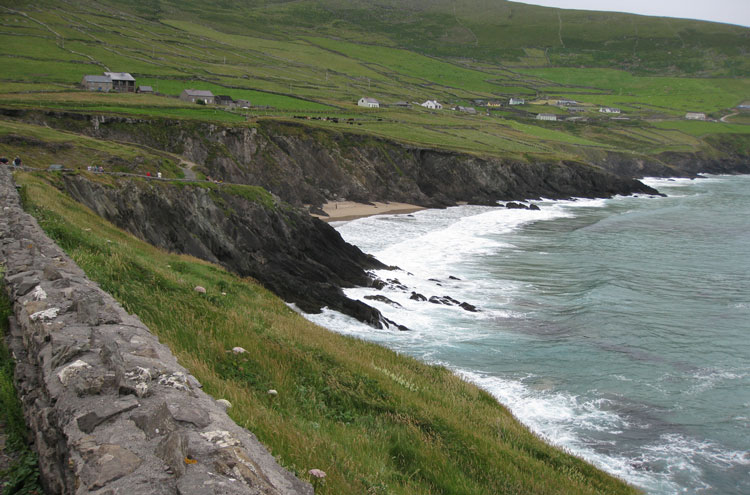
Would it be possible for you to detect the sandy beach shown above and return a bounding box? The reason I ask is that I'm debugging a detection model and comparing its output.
[311,201,425,222]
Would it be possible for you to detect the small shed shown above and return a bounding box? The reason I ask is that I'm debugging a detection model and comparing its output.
[215,95,234,106]
[104,72,135,93]
[509,97,525,106]
[180,89,215,105]
[81,75,112,92]
[685,112,707,120]
[235,99,251,108]
[536,113,558,121]
[136,85,154,94]
[392,101,411,108]
[358,97,380,108]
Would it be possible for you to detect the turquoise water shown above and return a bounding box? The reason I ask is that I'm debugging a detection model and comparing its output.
[305,175,750,494]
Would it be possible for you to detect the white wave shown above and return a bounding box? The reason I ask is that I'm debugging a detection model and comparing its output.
[686,368,749,395]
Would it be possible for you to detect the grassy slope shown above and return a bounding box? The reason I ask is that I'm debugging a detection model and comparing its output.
[10,170,639,495]
[1,0,748,161]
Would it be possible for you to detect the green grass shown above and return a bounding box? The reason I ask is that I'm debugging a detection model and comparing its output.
[523,68,750,114]
[1,0,748,164]
[13,171,641,495]
[0,120,185,176]
[134,78,333,111]
[651,120,750,136]
[0,275,43,495]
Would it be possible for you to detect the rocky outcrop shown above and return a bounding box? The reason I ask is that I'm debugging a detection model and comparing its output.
[0,166,313,495]
[3,110,667,207]
[58,174,393,328]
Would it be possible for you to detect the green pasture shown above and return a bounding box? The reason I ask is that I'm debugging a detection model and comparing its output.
[135,78,333,110]
[522,68,750,114]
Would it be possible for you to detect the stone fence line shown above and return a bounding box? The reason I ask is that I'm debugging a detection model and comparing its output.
[0,165,312,494]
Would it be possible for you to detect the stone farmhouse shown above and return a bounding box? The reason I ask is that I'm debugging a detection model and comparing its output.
[180,89,215,105]
[104,72,136,92]
[81,75,113,92]
[509,97,525,105]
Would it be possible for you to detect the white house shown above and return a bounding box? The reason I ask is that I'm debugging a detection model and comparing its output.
[509,97,525,106]
[685,112,707,120]
[358,97,380,108]
[421,100,443,110]
[536,113,557,121]
[599,107,621,114]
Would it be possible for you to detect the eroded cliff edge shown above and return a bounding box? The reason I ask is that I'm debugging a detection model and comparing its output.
[58,175,393,328]
[5,110,667,207]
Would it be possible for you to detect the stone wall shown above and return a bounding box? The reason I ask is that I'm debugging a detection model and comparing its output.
[0,165,313,494]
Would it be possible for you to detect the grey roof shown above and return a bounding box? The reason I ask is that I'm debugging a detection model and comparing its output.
[83,75,111,83]
[360,97,379,103]
[104,72,135,81]
[137,85,154,92]
[183,89,215,97]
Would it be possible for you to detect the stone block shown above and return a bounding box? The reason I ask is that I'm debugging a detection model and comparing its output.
[155,430,190,477]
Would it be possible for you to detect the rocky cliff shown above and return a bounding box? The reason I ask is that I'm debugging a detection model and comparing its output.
[4,110,667,208]
[58,175,394,328]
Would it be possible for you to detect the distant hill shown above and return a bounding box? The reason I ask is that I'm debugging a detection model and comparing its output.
[89,0,750,76]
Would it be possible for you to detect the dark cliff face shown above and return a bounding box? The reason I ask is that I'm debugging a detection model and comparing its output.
[91,119,660,206]
[60,175,392,327]
[11,111,669,207]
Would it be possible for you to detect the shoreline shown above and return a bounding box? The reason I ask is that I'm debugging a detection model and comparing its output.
[310,200,426,222]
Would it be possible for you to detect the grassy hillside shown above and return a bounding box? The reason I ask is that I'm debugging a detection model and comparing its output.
[12,169,640,494]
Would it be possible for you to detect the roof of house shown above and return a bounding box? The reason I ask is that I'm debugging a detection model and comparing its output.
[215,95,234,101]
[104,72,135,82]
[183,89,215,97]
[83,75,111,83]
[360,97,379,103]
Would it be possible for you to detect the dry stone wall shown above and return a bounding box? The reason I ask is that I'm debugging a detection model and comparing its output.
[0,166,313,494]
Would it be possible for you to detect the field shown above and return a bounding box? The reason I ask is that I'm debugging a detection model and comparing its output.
[0,0,747,160]
[11,170,640,495]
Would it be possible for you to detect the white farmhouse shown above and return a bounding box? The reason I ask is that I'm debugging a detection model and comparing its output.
[536,113,557,121]
[358,97,380,108]
[509,97,525,105]
[599,107,621,114]
[685,112,707,120]
[421,100,443,110]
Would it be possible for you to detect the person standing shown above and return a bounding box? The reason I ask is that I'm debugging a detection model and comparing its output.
[13,156,22,167]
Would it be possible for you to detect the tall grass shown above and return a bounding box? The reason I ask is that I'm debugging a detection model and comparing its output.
[13,171,640,494]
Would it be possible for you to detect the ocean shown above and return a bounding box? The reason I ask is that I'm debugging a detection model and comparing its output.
[303,175,750,495]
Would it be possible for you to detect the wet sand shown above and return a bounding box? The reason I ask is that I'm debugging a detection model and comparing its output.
[311,201,425,222]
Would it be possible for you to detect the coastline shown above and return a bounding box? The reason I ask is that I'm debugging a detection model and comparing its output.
[310,201,426,222]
